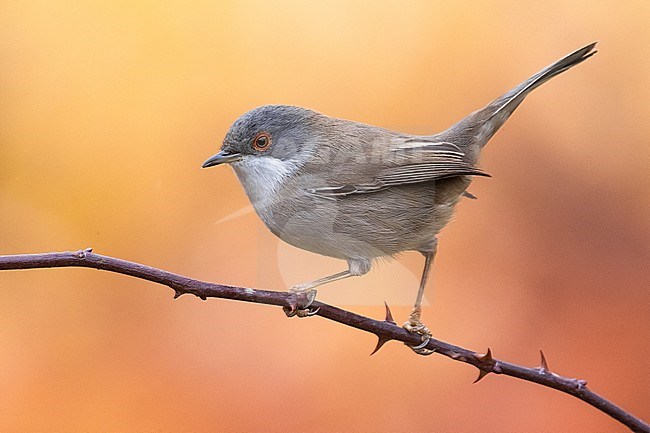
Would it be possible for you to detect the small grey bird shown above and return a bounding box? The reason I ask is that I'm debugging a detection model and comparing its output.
[203,43,596,354]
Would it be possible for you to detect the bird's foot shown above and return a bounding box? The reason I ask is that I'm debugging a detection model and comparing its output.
[403,319,435,356]
[283,287,319,318]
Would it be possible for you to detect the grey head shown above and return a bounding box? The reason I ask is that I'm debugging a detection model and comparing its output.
[202,105,332,209]
[202,105,323,169]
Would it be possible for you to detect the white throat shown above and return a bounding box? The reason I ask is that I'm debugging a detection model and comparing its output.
[230,155,298,210]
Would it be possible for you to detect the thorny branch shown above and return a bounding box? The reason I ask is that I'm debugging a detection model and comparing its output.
[0,249,648,433]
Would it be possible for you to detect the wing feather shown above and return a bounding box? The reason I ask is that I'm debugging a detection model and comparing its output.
[307,137,488,198]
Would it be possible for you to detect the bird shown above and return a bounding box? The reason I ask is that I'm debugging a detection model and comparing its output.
[202,43,597,354]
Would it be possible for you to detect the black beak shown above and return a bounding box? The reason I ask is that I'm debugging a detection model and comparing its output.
[202,150,243,168]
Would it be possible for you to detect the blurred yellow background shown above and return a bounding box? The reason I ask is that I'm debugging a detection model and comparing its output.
[1,1,648,432]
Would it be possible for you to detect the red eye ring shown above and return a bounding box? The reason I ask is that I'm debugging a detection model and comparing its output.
[252,132,271,151]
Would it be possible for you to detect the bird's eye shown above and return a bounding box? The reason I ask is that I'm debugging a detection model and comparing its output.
[252,132,271,151]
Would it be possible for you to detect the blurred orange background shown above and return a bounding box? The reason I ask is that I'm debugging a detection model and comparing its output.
[1,1,648,432]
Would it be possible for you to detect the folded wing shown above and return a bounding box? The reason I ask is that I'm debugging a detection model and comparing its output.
[307,138,488,199]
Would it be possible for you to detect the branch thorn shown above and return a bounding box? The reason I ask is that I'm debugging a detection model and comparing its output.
[370,335,392,356]
[473,348,496,383]
[539,349,550,372]
[173,289,184,299]
[383,301,396,325]
[473,369,490,384]
[476,348,494,364]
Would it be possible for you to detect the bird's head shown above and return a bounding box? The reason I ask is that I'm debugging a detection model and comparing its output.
[202,105,325,205]
[202,105,321,170]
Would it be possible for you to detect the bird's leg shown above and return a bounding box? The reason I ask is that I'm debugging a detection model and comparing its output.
[403,239,438,355]
[283,258,371,318]
[290,269,352,293]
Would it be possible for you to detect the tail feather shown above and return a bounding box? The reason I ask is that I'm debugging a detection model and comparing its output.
[439,43,597,158]
[489,42,597,121]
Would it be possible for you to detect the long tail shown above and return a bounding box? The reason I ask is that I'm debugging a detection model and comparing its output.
[439,42,597,157]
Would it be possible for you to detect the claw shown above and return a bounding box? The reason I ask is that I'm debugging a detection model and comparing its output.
[410,337,430,351]
[300,289,317,309]
[283,289,318,318]
[283,306,297,317]
[403,320,435,355]
[296,306,320,317]
[408,336,435,356]
[403,321,432,336]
